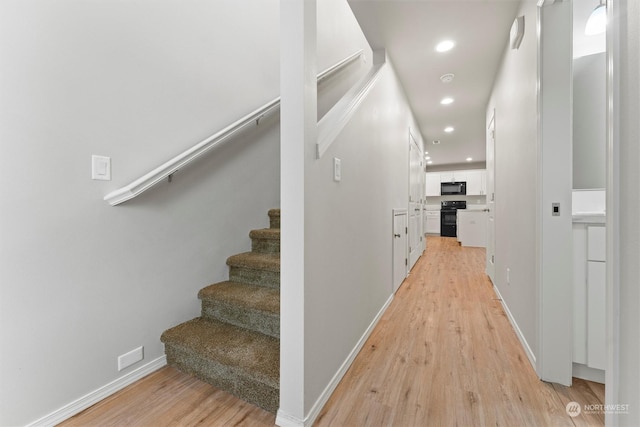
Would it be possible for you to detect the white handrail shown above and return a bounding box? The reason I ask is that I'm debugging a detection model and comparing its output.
[104,49,364,206]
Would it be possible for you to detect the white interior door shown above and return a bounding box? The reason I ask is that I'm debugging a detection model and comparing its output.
[486,113,496,282]
[392,209,408,292]
[408,132,424,270]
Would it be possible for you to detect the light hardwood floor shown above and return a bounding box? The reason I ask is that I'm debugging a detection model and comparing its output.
[61,236,604,427]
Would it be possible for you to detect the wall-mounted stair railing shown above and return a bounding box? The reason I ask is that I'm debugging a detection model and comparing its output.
[104,49,365,206]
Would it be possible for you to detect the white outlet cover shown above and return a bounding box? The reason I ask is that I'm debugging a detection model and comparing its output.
[118,346,144,371]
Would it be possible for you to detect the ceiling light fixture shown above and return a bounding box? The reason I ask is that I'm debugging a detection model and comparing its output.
[432,140,441,145]
[444,126,454,133]
[425,156,431,160]
[440,97,454,105]
[435,40,455,52]
[585,1,606,35]
[427,161,433,165]
[466,157,473,162]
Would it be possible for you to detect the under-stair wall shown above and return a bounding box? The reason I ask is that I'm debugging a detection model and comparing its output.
[0,1,372,425]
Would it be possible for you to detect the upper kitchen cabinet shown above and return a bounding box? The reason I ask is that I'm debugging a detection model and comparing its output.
[425,173,441,196]
[440,171,467,183]
[467,170,487,196]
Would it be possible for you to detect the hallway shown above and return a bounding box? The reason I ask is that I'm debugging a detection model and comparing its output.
[61,237,604,426]
[315,237,604,426]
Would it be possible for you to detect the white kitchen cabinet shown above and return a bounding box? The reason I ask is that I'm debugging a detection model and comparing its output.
[439,171,466,182]
[425,211,440,234]
[425,173,441,196]
[453,171,467,182]
[466,170,487,196]
[440,171,454,183]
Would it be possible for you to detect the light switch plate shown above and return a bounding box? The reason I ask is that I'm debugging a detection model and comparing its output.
[552,202,560,216]
[333,157,341,182]
[92,155,111,181]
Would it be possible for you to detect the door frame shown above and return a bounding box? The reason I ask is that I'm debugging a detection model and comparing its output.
[408,128,424,270]
[486,111,496,282]
[392,209,408,293]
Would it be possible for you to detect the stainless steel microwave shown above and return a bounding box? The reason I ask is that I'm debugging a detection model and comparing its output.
[441,181,466,195]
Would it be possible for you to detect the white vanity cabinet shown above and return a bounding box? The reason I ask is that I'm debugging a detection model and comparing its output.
[573,221,606,380]
[586,226,606,370]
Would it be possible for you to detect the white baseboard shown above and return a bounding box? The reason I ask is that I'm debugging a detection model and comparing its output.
[492,284,537,369]
[275,293,394,427]
[275,409,305,427]
[26,355,167,427]
[572,362,605,384]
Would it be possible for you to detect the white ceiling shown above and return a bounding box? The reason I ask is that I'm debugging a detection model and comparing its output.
[347,0,521,167]
[347,0,606,167]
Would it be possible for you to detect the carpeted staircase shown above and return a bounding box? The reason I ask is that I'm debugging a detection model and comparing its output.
[161,209,280,413]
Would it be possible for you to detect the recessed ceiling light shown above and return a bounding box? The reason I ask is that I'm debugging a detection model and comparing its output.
[444,126,454,133]
[427,161,433,165]
[432,140,441,145]
[440,97,454,105]
[425,151,429,155]
[440,73,455,83]
[425,156,431,160]
[466,157,473,162]
[436,40,455,52]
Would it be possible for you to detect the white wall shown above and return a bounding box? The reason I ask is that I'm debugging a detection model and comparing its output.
[317,0,373,120]
[485,0,539,363]
[278,0,380,424]
[0,1,281,425]
[302,54,422,414]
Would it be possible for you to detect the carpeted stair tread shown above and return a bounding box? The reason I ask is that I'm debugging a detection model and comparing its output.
[249,228,280,240]
[250,228,280,254]
[199,281,279,338]
[199,281,279,315]
[227,252,280,272]
[268,209,280,229]
[161,318,279,388]
[161,208,281,412]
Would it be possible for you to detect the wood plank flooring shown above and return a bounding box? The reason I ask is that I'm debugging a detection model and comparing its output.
[60,236,604,427]
[315,237,604,427]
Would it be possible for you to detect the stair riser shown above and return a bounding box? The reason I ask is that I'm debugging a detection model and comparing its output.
[165,345,279,413]
[251,238,280,254]
[269,216,280,229]
[229,267,279,288]
[201,302,279,339]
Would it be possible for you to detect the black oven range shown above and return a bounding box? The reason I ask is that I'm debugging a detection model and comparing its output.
[440,200,466,237]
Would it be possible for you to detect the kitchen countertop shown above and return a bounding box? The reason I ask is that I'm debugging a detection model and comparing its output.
[463,205,488,212]
[572,212,606,224]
